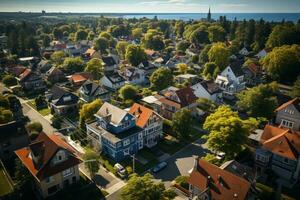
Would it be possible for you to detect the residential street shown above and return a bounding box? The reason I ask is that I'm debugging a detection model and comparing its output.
[22,101,56,134]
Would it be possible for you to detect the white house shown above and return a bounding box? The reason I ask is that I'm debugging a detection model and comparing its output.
[255,48,272,59]
[191,80,222,102]
[119,67,146,85]
[215,60,246,99]
[239,47,250,56]
[100,73,125,91]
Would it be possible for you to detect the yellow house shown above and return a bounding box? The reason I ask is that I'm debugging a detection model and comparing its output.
[15,132,82,198]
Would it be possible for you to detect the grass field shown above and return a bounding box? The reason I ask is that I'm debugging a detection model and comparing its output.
[0,167,13,197]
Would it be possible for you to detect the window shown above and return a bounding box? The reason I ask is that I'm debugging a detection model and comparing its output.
[281,119,294,129]
[62,168,73,178]
[138,132,143,140]
[123,148,129,156]
[284,108,295,115]
[45,176,54,183]
[123,139,130,146]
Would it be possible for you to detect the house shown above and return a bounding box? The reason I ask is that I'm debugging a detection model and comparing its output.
[191,80,222,102]
[215,60,246,99]
[275,98,300,131]
[51,40,67,51]
[188,158,252,200]
[18,69,45,91]
[83,48,101,60]
[128,103,163,148]
[102,55,118,72]
[79,80,110,103]
[242,62,262,86]
[156,86,198,119]
[141,94,165,114]
[46,67,65,83]
[255,125,300,187]
[239,47,250,56]
[37,60,52,73]
[0,120,29,160]
[175,74,199,85]
[100,72,125,91]
[15,132,82,198]
[86,103,144,161]
[255,48,272,59]
[45,85,79,115]
[137,61,157,76]
[119,67,146,85]
[69,72,93,88]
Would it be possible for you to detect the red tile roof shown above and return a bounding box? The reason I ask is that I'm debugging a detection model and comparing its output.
[70,74,88,83]
[188,159,251,200]
[15,132,81,181]
[260,125,300,160]
[129,103,157,128]
[19,68,31,81]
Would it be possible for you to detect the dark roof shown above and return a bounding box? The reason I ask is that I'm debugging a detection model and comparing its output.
[46,85,78,106]
[200,80,222,95]
[105,73,125,84]
[0,120,28,141]
[81,80,109,96]
[102,56,116,66]
[229,60,244,77]
[175,87,198,107]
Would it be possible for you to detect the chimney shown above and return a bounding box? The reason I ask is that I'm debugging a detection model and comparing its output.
[193,156,199,172]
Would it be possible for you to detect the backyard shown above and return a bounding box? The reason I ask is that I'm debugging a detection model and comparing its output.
[27,99,51,116]
[0,164,13,197]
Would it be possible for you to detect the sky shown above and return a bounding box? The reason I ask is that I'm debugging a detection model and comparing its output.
[0,0,300,13]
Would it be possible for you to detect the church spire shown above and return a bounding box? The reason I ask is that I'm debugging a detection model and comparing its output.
[207,6,211,22]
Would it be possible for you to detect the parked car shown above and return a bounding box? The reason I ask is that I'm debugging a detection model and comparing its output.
[152,162,167,173]
[114,163,126,178]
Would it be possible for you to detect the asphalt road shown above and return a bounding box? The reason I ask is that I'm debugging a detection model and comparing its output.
[22,102,56,134]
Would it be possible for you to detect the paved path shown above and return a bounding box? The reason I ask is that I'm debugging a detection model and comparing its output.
[22,102,56,135]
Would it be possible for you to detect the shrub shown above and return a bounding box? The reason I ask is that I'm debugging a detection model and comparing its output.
[175,175,189,190]
[2,75,17,87]
[26,122,43,133]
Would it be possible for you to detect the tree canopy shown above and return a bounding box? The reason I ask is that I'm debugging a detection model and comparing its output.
[125,44,147,66]
[61,57,85,73]
[237,83,278,119]
[79,99,103,129]
[83,148,100,178]
[172,108,194,140]
[263,44,300,83]
[119,84,139,101]
[202,62,220,80]
[266,24,300,48]
[85,58,103,79]
[94,37,109,53]
[203,105,251,158]
[208,42,230,70]
[121,173,176,200]
[150,68,173,91]
[290,76,300,98]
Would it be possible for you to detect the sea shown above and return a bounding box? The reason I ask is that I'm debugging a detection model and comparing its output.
[118,13,300,22]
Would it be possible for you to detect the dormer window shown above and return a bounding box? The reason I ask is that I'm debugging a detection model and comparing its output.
[63,95,72,102]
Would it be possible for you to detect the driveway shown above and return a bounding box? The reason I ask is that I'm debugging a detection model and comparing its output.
[152,138,210,187]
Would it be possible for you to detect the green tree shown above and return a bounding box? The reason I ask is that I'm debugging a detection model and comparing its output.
[208,42,230,70]
[132,28,143,39]
[290,76,300,98]
[51,51,66,65]
[116,41,129,59]
[35,95,46,109]
[176,40,190,52]
[99,31,112,40]
[266,24,300,48]
[199,44,212,64]
[237,83,278,119]
[202,62,219,80]
[61,57,85,73]
[41,34,51,47]
[208,25,226,42]
[26,122,43,133]
[197,98,217,113]
[121,173,176,200]
[0,109,13,124]
[94,37,109,53]
[53,27,63,40]
[85,58,103,79]
[203,105,250,158]
[172,108,193,140]
[2,75,17,86]
[176,63,188,74]
[190,28,209,46]
[125,44,147,66]
[14,159,32,187]
[263,45,300,83]
[150,68,173,91]
[83,148,100,178]
[75,29,88,41]
[119,84,139,101]
[143,29,165,51]
[79,99,103,129]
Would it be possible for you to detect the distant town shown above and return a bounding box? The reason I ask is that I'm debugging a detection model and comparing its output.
[0,5,300,200]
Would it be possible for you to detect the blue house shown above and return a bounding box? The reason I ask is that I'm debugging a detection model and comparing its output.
[86,102,144,161]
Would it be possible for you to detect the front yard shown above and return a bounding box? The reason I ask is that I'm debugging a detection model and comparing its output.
[0,165,13,197]
[27,100,51,116]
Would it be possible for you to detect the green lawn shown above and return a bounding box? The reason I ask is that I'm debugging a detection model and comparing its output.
[28,100,51,116]
[0,168,13,197]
